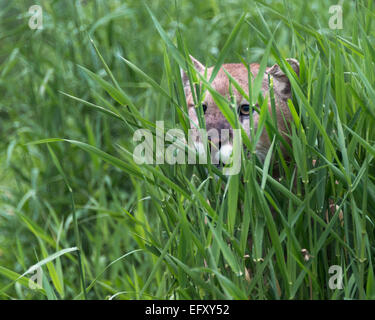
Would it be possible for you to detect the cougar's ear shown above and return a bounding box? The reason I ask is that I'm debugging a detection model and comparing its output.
[180,55,205,90]
[267,58,299,96]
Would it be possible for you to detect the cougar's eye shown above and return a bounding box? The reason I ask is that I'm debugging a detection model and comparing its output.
[202,104,208,114]
[239,104,250,116]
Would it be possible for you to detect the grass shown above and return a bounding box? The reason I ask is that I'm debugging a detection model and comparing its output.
[0,0,374,300]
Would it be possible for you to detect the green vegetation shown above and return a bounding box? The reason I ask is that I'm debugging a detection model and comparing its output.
[0,0,374,299]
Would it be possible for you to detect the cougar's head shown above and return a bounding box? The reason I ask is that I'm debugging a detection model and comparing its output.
[181,55,299,164]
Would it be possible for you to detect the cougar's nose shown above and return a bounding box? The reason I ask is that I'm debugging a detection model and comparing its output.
[214,143,233,165]
[207,135,220,151]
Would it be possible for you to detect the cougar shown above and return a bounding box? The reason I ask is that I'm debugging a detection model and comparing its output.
[181,55,299,166]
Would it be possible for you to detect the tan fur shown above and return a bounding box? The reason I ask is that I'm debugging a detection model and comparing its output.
[181,56,299,163]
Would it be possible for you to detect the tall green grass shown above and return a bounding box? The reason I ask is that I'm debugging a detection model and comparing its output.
[0,0,374,299]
